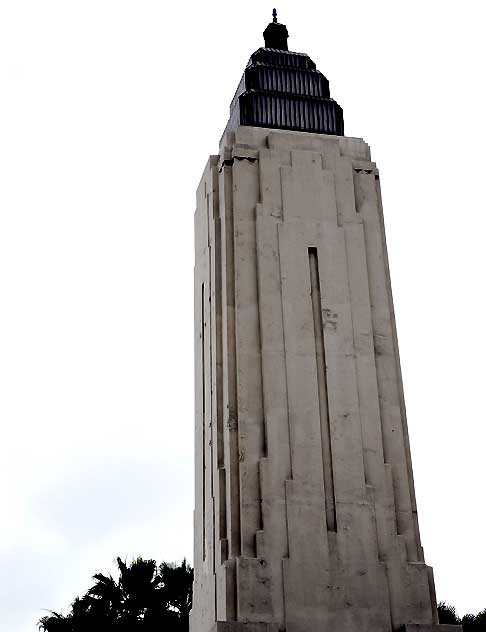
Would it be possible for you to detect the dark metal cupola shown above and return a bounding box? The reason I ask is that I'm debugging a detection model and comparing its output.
[227,10,344,136]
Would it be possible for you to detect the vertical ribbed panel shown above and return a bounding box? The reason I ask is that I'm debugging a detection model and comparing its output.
[239,92,344,136]
[246,65,329,98]
[228,46,344,136]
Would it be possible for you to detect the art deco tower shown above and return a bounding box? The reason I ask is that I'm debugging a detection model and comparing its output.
[191,13,460,632]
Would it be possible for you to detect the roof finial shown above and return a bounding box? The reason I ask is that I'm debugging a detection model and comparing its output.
[264,9,289,50]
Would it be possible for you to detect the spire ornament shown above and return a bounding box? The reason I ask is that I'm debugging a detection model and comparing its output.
[263,9,289,50]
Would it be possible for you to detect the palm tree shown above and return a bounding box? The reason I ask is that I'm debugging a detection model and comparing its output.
[159,559,194,630]
[38,557,193,631]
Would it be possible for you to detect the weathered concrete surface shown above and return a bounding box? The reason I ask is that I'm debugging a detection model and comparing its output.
[191,126,455,632]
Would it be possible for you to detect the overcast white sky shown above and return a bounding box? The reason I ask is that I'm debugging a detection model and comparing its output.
[1,1,485,630]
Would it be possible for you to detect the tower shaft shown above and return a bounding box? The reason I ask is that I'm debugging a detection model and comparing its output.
[191,125,449,632]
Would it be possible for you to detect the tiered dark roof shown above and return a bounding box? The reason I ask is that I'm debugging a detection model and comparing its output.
[228,13,344,136]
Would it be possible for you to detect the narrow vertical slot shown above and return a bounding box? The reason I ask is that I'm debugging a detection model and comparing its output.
[213,207,228,551]
[309,248,337,532]
[208,247,215,573]
[201,282,206,559]
[221,162,241,562]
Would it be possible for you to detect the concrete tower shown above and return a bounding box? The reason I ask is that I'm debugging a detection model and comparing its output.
[191,14,460,632]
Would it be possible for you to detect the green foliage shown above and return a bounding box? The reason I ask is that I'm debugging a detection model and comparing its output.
[38,557,193,632]
[438,602,486,631]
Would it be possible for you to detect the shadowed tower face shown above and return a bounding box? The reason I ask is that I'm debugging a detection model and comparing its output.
[191,13,460,632]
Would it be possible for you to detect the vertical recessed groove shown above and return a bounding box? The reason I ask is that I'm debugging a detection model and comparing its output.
[213,173,228,549]
[222,163,241,561]
[219,468,227,559]
[201,282,207,559]
[208,245,215,574]
[309,247,337,532]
